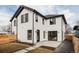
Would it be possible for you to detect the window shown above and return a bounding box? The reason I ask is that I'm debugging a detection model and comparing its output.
[21,13,28,23]
[25,13,28,22]
[14,20,16,26]
[43,31,45,39]
[48,31,57,41]
[42,18,44,24]
[35,14,38,22]
[21,15,24,23]
[50,18,56,25]
[27,30,32,40]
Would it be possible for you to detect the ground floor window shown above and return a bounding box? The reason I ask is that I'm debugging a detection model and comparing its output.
[27,30,32,40]
[37,30,40,42]
[48,31,57,41]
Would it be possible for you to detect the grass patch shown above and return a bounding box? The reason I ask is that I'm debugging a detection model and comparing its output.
[28,46,55,53]
[0,43,31,53]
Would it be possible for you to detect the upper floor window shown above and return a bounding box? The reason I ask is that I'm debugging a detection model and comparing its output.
[14,20,16,26]
[21,15,24,23]
[42,18,44,24]
[35,14,38,22]
[50,18,56,25]
[21,13,28,23]
[25,13,28,22]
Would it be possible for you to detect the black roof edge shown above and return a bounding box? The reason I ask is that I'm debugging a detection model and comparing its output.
[10,5,67,24]
[23,5,46,18]
[10,5,46,22]
[33,9,46,18]
[46,14,67,24]
[10,6,23,22]
[62,15,67,24]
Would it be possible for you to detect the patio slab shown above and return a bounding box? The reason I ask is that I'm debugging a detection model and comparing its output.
[35,41,61,48]
[27,46,55,53]
[15,41,61,53]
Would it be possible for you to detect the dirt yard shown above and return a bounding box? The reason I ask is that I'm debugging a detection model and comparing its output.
[0,42,31,53]
[0,34,16,44]
[0,34,33,53]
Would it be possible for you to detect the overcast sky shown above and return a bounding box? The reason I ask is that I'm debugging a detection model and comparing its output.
[0,5,79,28]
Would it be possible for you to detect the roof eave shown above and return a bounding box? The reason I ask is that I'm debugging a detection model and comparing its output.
[10,6,24,22]
[10,5,46,22]
[10,5,67,25]
[46,15,67,24]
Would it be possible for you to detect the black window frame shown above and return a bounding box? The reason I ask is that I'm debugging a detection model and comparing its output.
[21,15,24,23]
[35,14,38,22]
[21,13,28,23]
[14,20,16,26]
[27,30,32,40]
[50,18,56,25]
[25,13,28,22]
[42,18,44,24]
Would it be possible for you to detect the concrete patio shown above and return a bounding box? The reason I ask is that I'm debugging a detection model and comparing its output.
[15,41,61,53]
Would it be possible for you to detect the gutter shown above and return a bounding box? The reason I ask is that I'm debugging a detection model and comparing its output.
[11,21,12,34]
[32,12,34,45]
[61,17,63,41]
[16,17,18,41]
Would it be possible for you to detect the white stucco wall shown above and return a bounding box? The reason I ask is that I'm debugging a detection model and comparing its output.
[33,13,46,44]
[33,15,66,44]
[11,8,66,44]
[45,17,63,42]
[62,18,66,40]
[17,8,33,43]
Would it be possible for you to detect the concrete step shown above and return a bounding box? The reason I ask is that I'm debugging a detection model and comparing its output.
[35,40,61,48]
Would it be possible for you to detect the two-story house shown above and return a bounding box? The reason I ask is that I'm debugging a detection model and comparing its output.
[10,5,67,44]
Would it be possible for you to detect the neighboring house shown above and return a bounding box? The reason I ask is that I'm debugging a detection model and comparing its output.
[10,5,67,44]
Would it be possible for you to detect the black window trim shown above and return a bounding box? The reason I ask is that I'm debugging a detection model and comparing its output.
[35,14,38,22]
[42,18,44,25]
[14,20,16,26]
[25,13,28,22]
[50,18,56,25]
[27,30,32,40]
[21,13,28,23]
[21,15,24,23]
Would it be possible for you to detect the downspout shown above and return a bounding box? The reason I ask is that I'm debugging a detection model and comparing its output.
[16,17,18,42]
[32,12,34,45]
[11,21,12,34]
[61,17,63,41]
